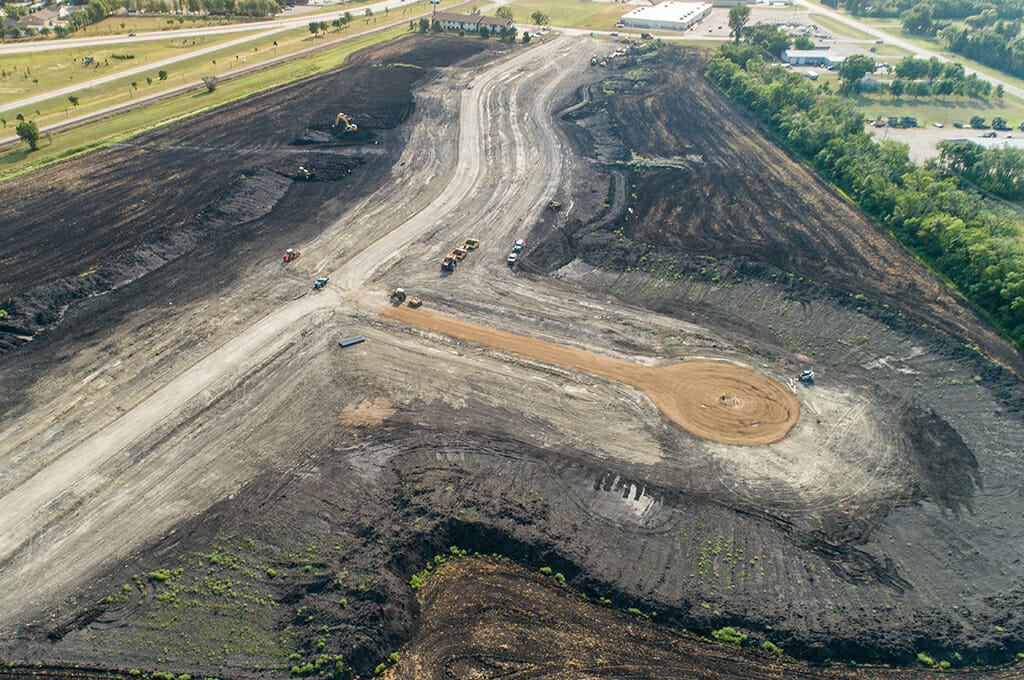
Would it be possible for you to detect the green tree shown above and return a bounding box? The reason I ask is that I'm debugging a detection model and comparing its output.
[479,25,490,39]
[495,6,513,20]
[309,21,320,36]
[158,69,168,80]
[418,17,429,32]
[67,95,79,106]
[838,54,875,92]
[969,114,986,128]
[202,75,218,92]
[728,5,751,42]
[530,10,548,26]
[901,3,935,36]
[744,23,790,57]
[522,32,531,44]
[889,78,905,97]
[16,119,40,150]
[793,35,814,50]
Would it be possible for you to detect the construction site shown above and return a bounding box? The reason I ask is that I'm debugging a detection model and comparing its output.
[1,31,1024,680]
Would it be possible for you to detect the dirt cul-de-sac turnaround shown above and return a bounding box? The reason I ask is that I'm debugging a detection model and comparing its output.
[382,305,799,445]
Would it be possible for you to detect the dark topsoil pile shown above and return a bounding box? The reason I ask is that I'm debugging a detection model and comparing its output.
[0,34,490,356]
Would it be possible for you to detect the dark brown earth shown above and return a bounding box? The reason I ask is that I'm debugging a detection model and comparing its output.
[555,48,1024,378]
[1,36,1024,680]
[389,558,1024,680]
[0,35,487,354]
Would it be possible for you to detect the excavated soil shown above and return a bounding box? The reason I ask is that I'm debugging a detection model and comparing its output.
[1,35,1024,680]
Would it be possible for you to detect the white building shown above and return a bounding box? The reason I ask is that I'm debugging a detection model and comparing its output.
[620,1,712,32]
[780,49,845,67]
[434,12,514,33]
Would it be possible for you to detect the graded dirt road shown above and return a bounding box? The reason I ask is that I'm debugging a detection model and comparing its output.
[0,33,590,635]
[2,32,1024,680]
[383,304,799,445]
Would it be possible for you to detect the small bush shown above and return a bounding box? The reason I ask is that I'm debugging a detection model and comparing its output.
[554,573,566,587]
[374,663,386,674]
[266,568,277,578]
[128,671,141,677]
[917,652,935,667]
[712,627,748,646]
[539,566,552,576]
[760,640,783,656]
[387,652,399,663]
[627,607,644,617]
[939,660,951,669]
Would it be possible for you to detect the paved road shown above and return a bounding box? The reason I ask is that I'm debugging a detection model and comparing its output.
[793,0,1024,100]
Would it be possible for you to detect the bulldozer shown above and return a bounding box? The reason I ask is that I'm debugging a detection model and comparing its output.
[389,287,407,303]
[283,248,300,263]
[333,112,357,132]
[548,200,562,211]
[441,256,456,272]
[296,166,314,180]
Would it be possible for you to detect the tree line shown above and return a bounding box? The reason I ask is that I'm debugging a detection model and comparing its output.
[938,140,1024,201]
[706,43,1024,351]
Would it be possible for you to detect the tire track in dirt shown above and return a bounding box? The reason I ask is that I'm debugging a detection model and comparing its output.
[0,37,577,634]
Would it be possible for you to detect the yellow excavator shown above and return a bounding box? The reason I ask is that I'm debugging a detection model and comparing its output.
[333,112,357,132]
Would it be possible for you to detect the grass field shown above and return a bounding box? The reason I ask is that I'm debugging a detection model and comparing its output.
[0,32,244,103]
[807,13,874,40]
[493,0,627,30]
[812,71,1024,125]
[0,0,443,108]
[0,21,418,179]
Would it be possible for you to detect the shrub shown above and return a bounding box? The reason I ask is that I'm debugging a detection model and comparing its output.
[387,652,399,663]
[917,652,936,667]
[712,627,748,646]
[374,663,385,674]
[554,573,566,587]
[627,607,644,617]
[539,566,552,575]
[202,75,218,92]
[760,640,783,655]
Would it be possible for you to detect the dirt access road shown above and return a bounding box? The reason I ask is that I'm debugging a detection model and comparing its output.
[3,33,1024,677]
[0,35,590,635]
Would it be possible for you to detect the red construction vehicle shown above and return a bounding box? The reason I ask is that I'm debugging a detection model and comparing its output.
[283,248,300,263]
[441,257,456,272]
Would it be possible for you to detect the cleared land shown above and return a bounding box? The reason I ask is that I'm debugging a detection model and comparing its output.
[0,32,1023,680]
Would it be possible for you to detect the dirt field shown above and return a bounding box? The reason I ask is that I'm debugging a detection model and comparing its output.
[1,32,1024,680]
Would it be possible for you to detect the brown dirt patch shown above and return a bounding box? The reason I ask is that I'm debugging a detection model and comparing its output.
[381,304,798,445]
[338,397,395,428]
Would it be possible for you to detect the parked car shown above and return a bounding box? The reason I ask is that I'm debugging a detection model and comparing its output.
[513,239,524,253]
[507,253,518,266]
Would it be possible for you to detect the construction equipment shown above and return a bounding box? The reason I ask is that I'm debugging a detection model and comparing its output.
[451,247,468,260]
[313,277,329,291]
[296,166,314,180]
[548,201,562,211]
[441,256,456,272]
[507,252,518,266]
[283,248,300,263]
[463,238,480,250]
[406,296,422,308]
[513,239,524,253]
[389,287,406,303]
[799,369,815,384]
[333,112,357,132]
